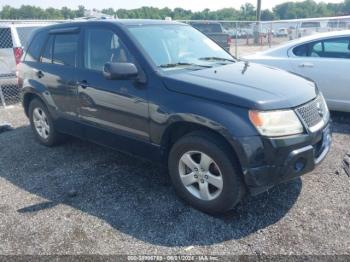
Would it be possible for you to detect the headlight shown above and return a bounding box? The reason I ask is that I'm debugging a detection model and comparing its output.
[249,110,304,137]
[320,93,330,122]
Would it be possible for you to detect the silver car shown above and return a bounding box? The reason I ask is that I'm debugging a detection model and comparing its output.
[0,23,50,104]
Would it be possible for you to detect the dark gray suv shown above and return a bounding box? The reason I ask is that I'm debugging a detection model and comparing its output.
[19,20,331,213]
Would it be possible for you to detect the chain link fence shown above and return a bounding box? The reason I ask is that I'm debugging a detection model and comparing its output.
[1,16,350,109]
[181,15,350,58]
[0,20,61,109]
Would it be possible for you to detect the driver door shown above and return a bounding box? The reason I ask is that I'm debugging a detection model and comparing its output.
[75,25,150,144]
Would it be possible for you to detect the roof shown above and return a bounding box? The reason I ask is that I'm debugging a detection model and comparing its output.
[0,23,53,28]
[36,19,183,30]
[112,19,183,26]
[250,30,350,56]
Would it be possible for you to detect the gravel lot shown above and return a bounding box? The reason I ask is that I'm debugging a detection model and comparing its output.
[0,105,349,256]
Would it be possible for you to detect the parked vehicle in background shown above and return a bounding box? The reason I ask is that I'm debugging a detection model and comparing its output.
[244,30,350,112]
[276,28,288,37]
[190,22,232,50]
[327,21,348,29]
[0,23,51,103]
[297,21,328,38]
[0,23,50,78]
[258,27,274,38]
[227,29,242,39]
[241,28,253,38]
[19,20,331,214]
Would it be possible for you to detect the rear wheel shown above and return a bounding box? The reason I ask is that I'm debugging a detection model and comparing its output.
[29,98,64,146]
[168,131,245,214]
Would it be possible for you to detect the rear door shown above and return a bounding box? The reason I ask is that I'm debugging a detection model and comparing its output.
[34,27,81,119]
[289,37,350,111]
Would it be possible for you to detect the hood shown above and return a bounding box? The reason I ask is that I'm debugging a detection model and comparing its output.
[162,61,317,110]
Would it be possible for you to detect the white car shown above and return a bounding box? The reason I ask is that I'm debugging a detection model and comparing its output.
[0,23,52,78]
[0,23,52,105]
[244,30,350,112]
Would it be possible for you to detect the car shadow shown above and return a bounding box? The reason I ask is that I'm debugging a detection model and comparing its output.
[331,111,350,135]
[0,126,302,247]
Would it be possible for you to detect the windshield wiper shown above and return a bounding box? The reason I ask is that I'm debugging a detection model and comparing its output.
[199,57,236,63]
[158,62,212,69]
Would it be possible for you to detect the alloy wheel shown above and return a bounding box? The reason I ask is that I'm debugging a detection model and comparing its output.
[178,151,223,201]
[32,107,50,139]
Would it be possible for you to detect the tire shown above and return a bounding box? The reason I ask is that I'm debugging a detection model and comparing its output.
[168,131,245,214]
[28,98,64,146]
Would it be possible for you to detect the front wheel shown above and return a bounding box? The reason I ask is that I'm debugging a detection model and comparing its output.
[168,131,245,214]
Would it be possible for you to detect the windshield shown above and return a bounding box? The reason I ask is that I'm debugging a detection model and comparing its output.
[127,24,235,70]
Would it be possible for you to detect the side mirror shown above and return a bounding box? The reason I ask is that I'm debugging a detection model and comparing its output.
[103,62,138,80]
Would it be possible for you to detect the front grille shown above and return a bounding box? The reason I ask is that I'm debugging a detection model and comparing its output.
[296,95,328,131]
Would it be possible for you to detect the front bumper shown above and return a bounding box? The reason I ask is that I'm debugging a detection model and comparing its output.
[238,123,332,195]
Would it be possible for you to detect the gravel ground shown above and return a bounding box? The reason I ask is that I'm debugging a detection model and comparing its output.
[0,105,349,256]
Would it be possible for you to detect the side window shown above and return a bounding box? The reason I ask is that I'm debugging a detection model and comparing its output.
[40,33,79,67]
[292,38,350,58]
[310,41,323,57]
[41,35,54,63]
[322,37,350,58]
[53,34,79,67]
[25,31,47,62]
[84,28,133,71]
[293,44,308,57]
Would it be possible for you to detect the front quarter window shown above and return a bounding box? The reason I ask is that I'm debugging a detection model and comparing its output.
[127,24,234,70]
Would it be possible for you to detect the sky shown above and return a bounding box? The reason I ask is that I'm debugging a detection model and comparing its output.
[0,0,345,11]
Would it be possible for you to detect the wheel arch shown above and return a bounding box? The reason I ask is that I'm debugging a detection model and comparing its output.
[22,91,45,117]
[160,120,245,172]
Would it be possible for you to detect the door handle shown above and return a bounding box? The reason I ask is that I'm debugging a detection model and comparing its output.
[78,80,88,89]
[299,63,314,68]
[35,70,44,78]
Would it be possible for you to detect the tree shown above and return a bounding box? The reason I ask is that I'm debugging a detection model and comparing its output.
[261,9,275,21]
[61,7,75,19]
[344,0,350,14]
[239,3,256,20]
[75,5,85,18]
[0,1,349,21]
[102,8,115,17]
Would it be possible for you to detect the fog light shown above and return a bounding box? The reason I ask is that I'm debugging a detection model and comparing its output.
[294,158,306,172]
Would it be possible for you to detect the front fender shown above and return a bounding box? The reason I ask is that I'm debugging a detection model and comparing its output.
[149,90,259,170]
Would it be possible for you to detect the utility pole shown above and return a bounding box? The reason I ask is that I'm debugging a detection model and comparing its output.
[254,0,262,44]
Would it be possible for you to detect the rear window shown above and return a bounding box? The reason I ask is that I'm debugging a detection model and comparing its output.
[0,28,13,48]
[16,26,38,46]
[25,31,47,62]
[41,35,54,63]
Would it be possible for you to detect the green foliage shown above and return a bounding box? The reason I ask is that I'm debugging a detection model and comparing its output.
[273,0,349,19]
[0,1,349,20]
